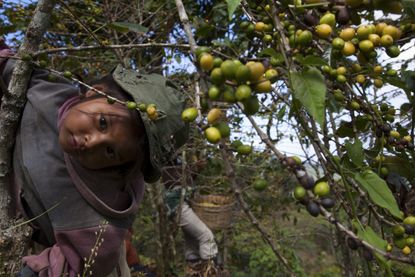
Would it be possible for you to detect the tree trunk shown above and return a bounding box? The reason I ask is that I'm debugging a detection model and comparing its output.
[0,0,55,275]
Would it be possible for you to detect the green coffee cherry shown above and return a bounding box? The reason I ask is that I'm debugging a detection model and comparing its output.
[138,103,147,112]
[126,101,137,109]
[63,71,72,78]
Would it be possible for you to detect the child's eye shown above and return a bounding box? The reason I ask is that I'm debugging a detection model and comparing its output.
[99,115,108,130]
[106,146,115,158]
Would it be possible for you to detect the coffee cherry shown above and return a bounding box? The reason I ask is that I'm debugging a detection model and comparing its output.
[63,71,72,78]
[300,175,315,190]
[286,157,299,168]
[306,201,320,217]
[393,224,406,238]
[126,101,137,110]
[182,107,198,122]
[39,60,47,68]
[321,198,336,209]
[396,144,405,152]
[402,246,412,255]
[386,243,393,252]
[21,53,33,62]
[294,186,306,200]
[404,216,415,227]
[314,181,330,197]
[381,124,391,135]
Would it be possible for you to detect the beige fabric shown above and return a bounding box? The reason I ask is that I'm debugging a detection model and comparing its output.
[180,202,218,260]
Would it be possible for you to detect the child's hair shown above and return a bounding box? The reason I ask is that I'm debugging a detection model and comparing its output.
[81,74,150,176]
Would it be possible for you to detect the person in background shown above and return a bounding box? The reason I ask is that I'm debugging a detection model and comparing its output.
[162,160,220,274]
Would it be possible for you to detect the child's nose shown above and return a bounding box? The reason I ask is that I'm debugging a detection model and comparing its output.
[84,133,104,150]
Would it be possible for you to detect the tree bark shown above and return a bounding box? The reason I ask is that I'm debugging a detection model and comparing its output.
[0,0,55,275]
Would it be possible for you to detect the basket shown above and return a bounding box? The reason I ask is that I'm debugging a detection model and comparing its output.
[190,194,236,231]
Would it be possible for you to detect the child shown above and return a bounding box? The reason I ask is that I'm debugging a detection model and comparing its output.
[1,53,188,276]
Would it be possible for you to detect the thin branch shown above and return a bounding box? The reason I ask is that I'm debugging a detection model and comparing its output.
[174,0,206,121]
[58,0,105,47]
[34,42,191,56]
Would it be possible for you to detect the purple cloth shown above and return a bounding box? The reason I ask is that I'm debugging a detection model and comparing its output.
[23,225,127,276]
[23,245,66,277]
[57,95,80,129]
[0,48,14,57]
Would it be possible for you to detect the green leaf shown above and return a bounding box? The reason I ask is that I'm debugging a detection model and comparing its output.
[289,67,327,125]
[383,156,415,182]
[402,0,415,17]
[383,76,410,92]
[277,105,286,121]
[376,257,394,277]
[295,55,327,66]
[259,48,279,58]
[353,222,387,250]
[355,170,402,219]
[195,23,215,38]
[109,22,148,33]
[352,221,392,275]
[401,70,415,91]
[355,116,371,132]
[226,0,242,20]
[174,54,182,64]
[345,139,364,167]
[259,49,285,65]
[288,98,302,119]
[326,94,343,113]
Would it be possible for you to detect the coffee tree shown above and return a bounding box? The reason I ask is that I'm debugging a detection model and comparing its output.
[180,0,415,275]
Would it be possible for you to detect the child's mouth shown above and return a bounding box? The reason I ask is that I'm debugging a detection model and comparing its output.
[68,133,80,151]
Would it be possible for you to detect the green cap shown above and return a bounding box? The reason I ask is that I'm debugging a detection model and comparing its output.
[112,65,189,183]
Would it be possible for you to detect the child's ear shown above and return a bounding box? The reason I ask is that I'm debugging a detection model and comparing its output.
[85,84,105,98]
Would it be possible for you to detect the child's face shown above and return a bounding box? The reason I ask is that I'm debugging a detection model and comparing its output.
[59,97,141,169]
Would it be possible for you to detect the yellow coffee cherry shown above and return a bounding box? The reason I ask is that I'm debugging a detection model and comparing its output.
[146,105,158,120]
[315,24,332,39]
[402,245,412,255]
[386,243,393,252]
[337,66,347,75]
[355,74,366,84]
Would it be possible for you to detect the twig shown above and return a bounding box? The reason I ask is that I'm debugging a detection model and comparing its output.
[34,42,191,56]
[174,0,206,121]
[6,200,62,231]
[58,0,105,47]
